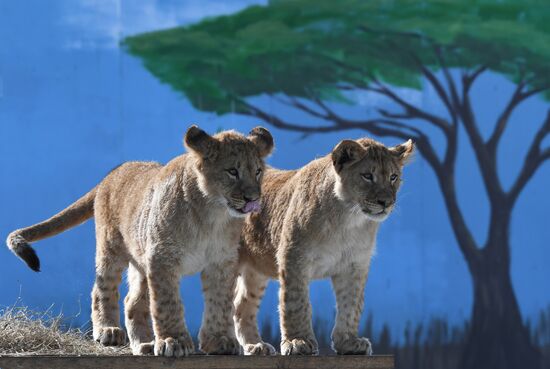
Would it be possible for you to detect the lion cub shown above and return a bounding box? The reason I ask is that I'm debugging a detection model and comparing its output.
[7,125,274,357]
[235,137,413,355]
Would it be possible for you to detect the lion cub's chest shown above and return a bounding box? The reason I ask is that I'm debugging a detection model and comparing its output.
[179,219,239,274]
[307,221,376,280]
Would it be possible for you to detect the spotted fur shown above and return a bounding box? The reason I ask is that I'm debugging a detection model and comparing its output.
[6,125,274,357]
[235,137,413,355]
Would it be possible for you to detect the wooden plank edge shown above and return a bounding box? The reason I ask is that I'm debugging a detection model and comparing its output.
[0,354,394,369]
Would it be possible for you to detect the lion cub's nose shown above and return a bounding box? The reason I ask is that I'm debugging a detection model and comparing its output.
[377,199,393,208]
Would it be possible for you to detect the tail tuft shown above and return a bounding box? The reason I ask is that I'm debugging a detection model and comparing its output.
[7,232,40,272]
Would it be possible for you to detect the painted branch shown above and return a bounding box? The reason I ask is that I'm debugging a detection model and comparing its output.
[508,109,550,203]
[459,77,505,201]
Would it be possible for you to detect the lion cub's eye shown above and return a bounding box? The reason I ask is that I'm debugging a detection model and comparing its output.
[390,174,398,182]
[256,168,262,177]
[226,168,239,179]
[361,173,374,182]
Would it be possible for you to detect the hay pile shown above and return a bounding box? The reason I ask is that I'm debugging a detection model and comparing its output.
[0,305,130,356]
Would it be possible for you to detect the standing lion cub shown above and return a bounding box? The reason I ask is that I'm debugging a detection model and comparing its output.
[235,137,413,355]
[7,125,274,357]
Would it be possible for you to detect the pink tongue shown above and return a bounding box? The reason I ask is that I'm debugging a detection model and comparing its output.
[242,200,261,213]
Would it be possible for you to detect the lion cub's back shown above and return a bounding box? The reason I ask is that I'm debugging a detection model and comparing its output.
[95,161,164,227]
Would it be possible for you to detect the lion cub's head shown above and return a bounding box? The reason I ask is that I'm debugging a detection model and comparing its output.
[331,137,414,222]
[184,125,274,218]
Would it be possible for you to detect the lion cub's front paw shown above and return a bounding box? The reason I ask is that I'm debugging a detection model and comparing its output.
[332,334,373,355]
[243,342,277,356]
[131,341,154,356]
[281,337,319,355]
[200,334,241,355]
[154,336,195,357]
[94,327,127,346]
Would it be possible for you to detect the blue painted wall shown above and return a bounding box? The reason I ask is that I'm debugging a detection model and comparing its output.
[1,0,549,341]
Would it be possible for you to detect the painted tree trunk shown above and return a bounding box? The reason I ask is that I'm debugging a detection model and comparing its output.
[462,257,540,369]
[460,211,542,369]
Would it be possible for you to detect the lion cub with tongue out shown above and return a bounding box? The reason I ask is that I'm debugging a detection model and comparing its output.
[7,125,273,357]
[235,137,414,356]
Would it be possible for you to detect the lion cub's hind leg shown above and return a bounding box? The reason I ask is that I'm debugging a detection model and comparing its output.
[234,266,276,355]
[125,264,154,355]
[91,229,128,346]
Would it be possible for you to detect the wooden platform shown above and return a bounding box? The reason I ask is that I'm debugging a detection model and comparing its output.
[0,355,394,369]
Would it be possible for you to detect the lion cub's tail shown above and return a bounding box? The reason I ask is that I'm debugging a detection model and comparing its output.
[6,187,97,272]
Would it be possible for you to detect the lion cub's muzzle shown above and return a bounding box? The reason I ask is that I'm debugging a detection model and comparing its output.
[233,199,261,214]
[227,193,262,216]
[361,198,395,219]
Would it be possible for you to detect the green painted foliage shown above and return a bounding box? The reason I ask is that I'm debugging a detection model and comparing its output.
[123,0,550,115]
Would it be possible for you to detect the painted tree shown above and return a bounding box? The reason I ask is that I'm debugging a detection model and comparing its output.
[124,1,550,368]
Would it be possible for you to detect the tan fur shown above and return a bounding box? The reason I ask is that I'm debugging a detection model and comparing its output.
[235,137,414,355]
[6,125,274,357]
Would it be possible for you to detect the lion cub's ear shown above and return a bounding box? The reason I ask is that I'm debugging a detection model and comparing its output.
[248,126,274,157]
[390,139,415,165]
[332,140,366,173]
[184,125,219,159]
